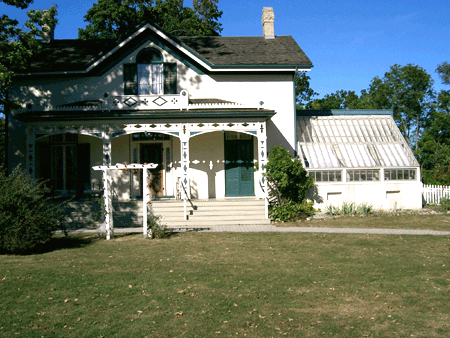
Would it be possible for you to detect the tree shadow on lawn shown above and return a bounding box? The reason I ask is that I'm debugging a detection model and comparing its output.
[42,234,100,254]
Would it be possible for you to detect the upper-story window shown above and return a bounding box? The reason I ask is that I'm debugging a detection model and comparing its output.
[124,48,177,95]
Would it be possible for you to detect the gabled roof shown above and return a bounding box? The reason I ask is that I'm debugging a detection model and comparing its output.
[178,36,311,67]
[17,23,312,76]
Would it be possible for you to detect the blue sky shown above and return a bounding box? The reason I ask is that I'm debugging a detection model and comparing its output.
[2,0,449,97]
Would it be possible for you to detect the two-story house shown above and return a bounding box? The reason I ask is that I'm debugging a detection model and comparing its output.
[7,7,422,237]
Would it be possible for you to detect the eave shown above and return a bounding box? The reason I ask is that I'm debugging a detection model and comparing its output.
[15,108,276,123]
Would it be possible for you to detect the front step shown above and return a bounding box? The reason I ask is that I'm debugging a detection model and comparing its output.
[114,198,271,227]
[61,198,270,228]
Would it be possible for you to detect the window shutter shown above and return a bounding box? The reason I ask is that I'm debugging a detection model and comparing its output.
[38,143,51,188]
[77,143,91,189]
[124,64,137,95]
[163,63,177,94]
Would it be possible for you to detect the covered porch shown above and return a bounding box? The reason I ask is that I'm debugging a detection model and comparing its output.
[22,116,272,238]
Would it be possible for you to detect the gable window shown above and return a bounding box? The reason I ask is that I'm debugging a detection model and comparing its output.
[124,48,177,95]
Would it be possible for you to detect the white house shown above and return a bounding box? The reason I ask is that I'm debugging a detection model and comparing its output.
[7,8,422,235]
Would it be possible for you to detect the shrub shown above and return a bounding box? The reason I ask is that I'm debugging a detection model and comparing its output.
[264,147,315,222]
[147,206,172,239]
[0,166,65,254]
[269,199,315,222]
[264,146,314,204]
[428,197,450,212]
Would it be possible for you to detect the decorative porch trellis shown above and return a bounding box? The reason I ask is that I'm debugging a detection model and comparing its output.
[92,163,158,240]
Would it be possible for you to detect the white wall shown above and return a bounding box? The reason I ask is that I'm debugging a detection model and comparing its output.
[8,37,297,173]
[308,181,423,211]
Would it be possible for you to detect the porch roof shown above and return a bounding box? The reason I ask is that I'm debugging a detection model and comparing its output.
[15,108,276,122]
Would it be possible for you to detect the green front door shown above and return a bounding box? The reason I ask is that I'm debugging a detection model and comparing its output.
[225,139,254,197]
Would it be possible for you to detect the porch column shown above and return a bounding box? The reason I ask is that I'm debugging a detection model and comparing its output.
[102,129,113,240]
[26,127,36,179]
[258,122,269,219]
[180,123,190,220]
[142,167,150,238]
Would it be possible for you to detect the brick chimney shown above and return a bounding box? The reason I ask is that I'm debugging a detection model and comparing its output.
[262,7,275,39]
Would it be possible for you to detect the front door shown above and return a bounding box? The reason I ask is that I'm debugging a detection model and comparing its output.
[140,143,164,196]
[225,138,254,197]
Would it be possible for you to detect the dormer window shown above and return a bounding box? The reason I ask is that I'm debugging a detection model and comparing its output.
[124,48,177,95]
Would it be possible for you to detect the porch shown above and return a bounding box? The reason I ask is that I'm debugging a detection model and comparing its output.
[62,197,270,234]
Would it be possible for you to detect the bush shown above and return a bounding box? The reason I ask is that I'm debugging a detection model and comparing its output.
[264,146,314,204]
[269,200,315,222]
[0,166,65,254]
[428,197,450,212]
[147,207,172,239]
[264,147,315,222]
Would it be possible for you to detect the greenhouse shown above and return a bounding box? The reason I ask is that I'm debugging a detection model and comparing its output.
[297,110,422,210]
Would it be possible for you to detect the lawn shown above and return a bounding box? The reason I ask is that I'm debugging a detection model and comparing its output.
[1,231,449,337]
[279,212,450,231]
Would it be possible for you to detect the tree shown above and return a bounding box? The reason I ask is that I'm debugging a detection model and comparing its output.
[0,117,4,167]
[295,71,318,110]
[417,63,450,186]
[437,61,450,85]
[307,89,376,110]
[367,64,435,150]
[1,1,57,113]
[78,0,222,41]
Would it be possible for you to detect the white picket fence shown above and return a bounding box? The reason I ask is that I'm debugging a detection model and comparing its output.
[422,184,450,204]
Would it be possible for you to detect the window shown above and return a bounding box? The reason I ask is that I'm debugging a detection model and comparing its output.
[37,134,90,195]
[124,48,177,95]
[132,132,170,141]
[384,169,416,181]
[310,170,342,182]
[347,169,380,182]
[225,131,252,140]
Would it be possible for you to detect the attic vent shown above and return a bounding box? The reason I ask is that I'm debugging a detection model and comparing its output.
[262,7,275,39]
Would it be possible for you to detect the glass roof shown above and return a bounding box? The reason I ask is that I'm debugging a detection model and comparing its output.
[297,115,419,169]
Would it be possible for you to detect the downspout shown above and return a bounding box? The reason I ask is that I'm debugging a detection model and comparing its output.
[293,68,298,158]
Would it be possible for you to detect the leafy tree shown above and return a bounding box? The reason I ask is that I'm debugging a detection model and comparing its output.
[367,64,435,150]
[436,61,450,85]
[0,1,57,114]
[78,0,222,41]
[417,63,450,186]
[307,89,376,110]
[295,71,318,110]
[0,117,4,167]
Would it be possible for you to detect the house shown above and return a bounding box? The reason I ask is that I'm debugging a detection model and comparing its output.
[7,7,422,236]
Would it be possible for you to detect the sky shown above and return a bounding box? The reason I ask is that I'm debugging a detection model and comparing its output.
[1,0,449,98]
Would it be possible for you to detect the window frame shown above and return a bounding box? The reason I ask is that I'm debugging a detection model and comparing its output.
[124,48,177,95]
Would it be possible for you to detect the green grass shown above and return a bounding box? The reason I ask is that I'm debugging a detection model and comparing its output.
[1,232,450,337]
[279,212,450,231]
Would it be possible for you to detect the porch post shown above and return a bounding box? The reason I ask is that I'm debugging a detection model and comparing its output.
[258,122,269,219]
[143,167,149,238]
[102,129,113,240]
[26,127,36,179]
[180,124,190,220]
